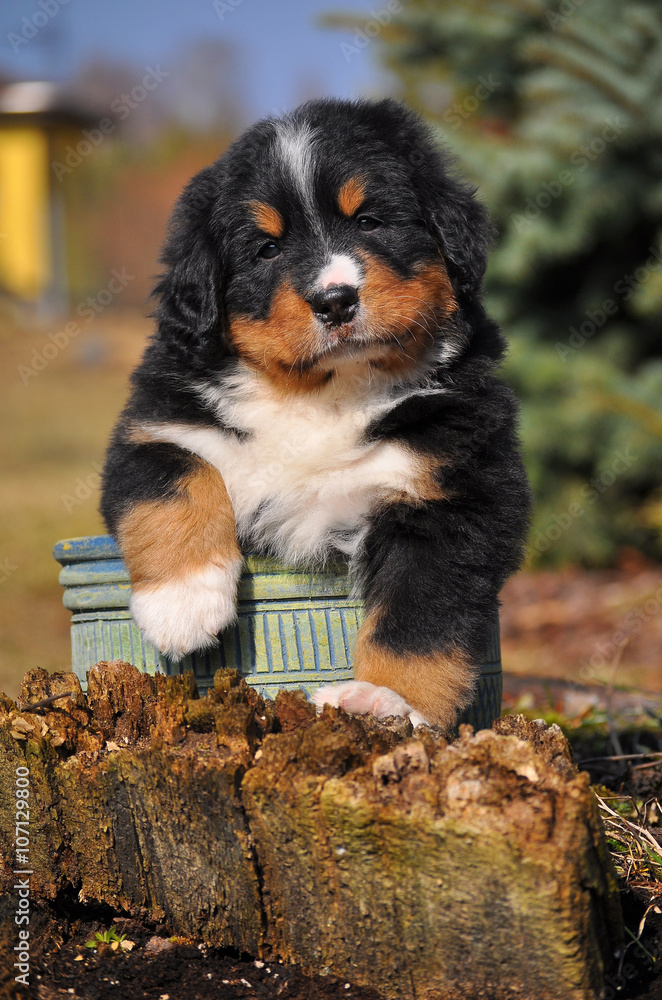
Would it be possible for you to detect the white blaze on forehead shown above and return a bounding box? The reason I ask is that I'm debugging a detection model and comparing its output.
[274,119,317,207]
[318,254,362,290]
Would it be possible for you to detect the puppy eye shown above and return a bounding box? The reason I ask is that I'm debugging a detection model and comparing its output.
[357,216,382,232]
[258,240,281,259]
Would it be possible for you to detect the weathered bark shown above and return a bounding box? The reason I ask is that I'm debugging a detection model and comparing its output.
[0,663,622,1000]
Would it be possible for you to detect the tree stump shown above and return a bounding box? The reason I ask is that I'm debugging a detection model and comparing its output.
[0,663,622,1000]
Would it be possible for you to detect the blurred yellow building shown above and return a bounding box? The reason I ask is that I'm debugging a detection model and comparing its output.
[0,82,96,312]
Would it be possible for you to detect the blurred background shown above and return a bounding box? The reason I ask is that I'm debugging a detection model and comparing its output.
[1,0,661,717]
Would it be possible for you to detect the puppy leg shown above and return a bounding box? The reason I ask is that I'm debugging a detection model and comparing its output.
[313,608,472,730]
[313,499,504,731]
[102,443,241,658]
[352,611,472,729]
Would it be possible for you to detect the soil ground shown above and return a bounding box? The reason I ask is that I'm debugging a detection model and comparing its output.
[13,904,660,1000]
[19,923,383,1000]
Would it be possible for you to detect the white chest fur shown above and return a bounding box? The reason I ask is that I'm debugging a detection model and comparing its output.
[141,364,427,564]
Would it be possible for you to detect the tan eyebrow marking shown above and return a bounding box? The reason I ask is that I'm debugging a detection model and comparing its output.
[248,201,285,238]
[337,175,366,218]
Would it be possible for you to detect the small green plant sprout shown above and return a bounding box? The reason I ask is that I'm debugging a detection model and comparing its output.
[85,926,127,950]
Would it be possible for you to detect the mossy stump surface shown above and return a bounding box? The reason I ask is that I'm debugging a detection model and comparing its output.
[0,663,622,1000]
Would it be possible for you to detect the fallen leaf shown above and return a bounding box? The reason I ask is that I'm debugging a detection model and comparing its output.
[12,718,35,734]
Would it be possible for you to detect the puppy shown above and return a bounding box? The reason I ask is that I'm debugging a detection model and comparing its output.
[101,98,530,730]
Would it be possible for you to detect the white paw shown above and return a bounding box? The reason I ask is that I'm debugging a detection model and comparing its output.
[311,680,428,727]
[130,560,242,659]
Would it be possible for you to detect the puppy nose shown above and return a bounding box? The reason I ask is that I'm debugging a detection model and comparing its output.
[309,284,359,326]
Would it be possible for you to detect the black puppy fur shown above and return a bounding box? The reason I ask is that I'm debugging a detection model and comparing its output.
[101,98,530,730]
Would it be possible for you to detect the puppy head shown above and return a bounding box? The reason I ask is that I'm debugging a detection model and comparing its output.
[154,99,492,390]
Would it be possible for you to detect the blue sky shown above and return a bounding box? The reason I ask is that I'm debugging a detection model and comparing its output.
[0,0,392,120]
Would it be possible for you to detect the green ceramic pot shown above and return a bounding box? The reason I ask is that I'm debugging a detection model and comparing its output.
[53,535,502,729]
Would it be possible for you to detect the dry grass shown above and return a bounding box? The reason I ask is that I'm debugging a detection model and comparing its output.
[594,787,662,975]
[596,788,662,893]
[509,695,662,983]
[0,305,151,698]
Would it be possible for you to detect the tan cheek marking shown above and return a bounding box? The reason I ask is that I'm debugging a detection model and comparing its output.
[360,254,458,375]
[230,283,328,393]
[117,459,240,585]
[337,175,365,218]
[415,260,457,318]
[353,609,474,730]
[248,200,284,238]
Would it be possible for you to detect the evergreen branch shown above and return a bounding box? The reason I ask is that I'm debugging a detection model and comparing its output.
[626,4,662,45]
[585,388,662,439]
[554,17,644,71]
[522,36,653,116]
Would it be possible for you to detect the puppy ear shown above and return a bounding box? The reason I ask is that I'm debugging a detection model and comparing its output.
[426,176,494,297]
[416,165,494,297]
[152,164,226,350]
[379,101,493,297]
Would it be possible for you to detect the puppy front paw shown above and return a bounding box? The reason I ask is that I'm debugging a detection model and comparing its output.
[130,560,242,659]
[311,680,428,727]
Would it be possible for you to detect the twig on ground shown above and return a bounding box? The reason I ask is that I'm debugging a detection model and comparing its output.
[579,753,662,765]
[19,691,76,713]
